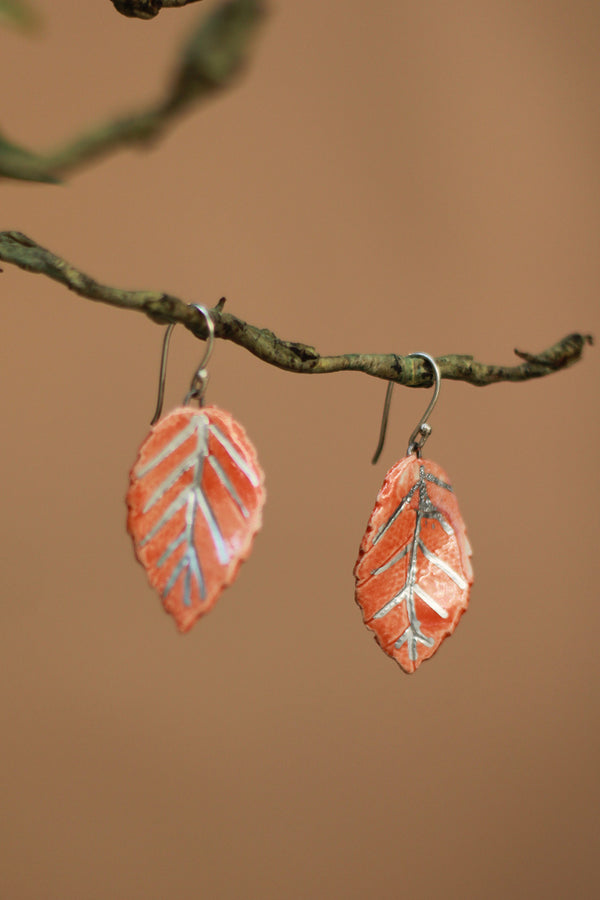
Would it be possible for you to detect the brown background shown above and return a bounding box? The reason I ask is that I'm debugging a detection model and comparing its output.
[1,2,599,898]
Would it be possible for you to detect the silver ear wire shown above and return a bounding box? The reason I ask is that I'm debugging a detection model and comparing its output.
[371,380,394,464]
[183,305,215,408]
[150,305,215,425]
[371,352,441,463]
[405,353,440,457]
[150,322,176,425]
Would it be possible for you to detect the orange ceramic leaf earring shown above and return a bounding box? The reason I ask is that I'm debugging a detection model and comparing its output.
[354,353,473,673]
[126,306,265,633]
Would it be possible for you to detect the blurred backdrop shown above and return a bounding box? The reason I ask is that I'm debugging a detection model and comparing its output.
[1,2,599,898]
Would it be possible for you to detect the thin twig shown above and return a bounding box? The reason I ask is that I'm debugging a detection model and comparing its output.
[0,230,592,387]
[0,0,265,182]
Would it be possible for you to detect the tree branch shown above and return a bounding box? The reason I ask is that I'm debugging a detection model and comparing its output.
[110,0,204,19]
[0,230,592,387]
[0,0,265,182]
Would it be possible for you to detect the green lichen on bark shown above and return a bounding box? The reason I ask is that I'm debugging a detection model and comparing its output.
[0,231,592,388]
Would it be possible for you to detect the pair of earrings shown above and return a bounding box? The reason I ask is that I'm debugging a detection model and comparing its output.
[126,308,473,672]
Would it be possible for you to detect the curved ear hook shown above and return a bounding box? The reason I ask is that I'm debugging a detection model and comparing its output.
[371,352,441,464]
[150,305,215,425]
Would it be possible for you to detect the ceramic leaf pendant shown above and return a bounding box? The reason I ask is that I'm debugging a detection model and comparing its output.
[354,454,472,672]
[126,307,265,632]
[127,406,265,632]
[354,353,473,672]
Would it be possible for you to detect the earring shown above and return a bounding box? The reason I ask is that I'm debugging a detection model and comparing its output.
[354,353,473,673]
[126,305,266,633]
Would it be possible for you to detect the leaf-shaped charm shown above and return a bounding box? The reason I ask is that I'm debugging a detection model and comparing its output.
[354,455,473,673]
[127,406,265,633]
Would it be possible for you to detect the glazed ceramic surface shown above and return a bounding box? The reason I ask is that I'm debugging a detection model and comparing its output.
[354,454,473,673]
[127,406,265,632]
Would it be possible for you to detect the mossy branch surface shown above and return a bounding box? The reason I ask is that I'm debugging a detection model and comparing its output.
[0,230,592,388]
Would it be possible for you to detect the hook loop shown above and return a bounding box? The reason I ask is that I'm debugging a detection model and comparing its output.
[183,305,215,407]
[371,352,441,463]
[405,352,440,457]
[150,304,215,425]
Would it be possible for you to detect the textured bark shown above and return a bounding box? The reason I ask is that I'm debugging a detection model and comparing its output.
[111,0,203,20]
[0,230,593,389]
